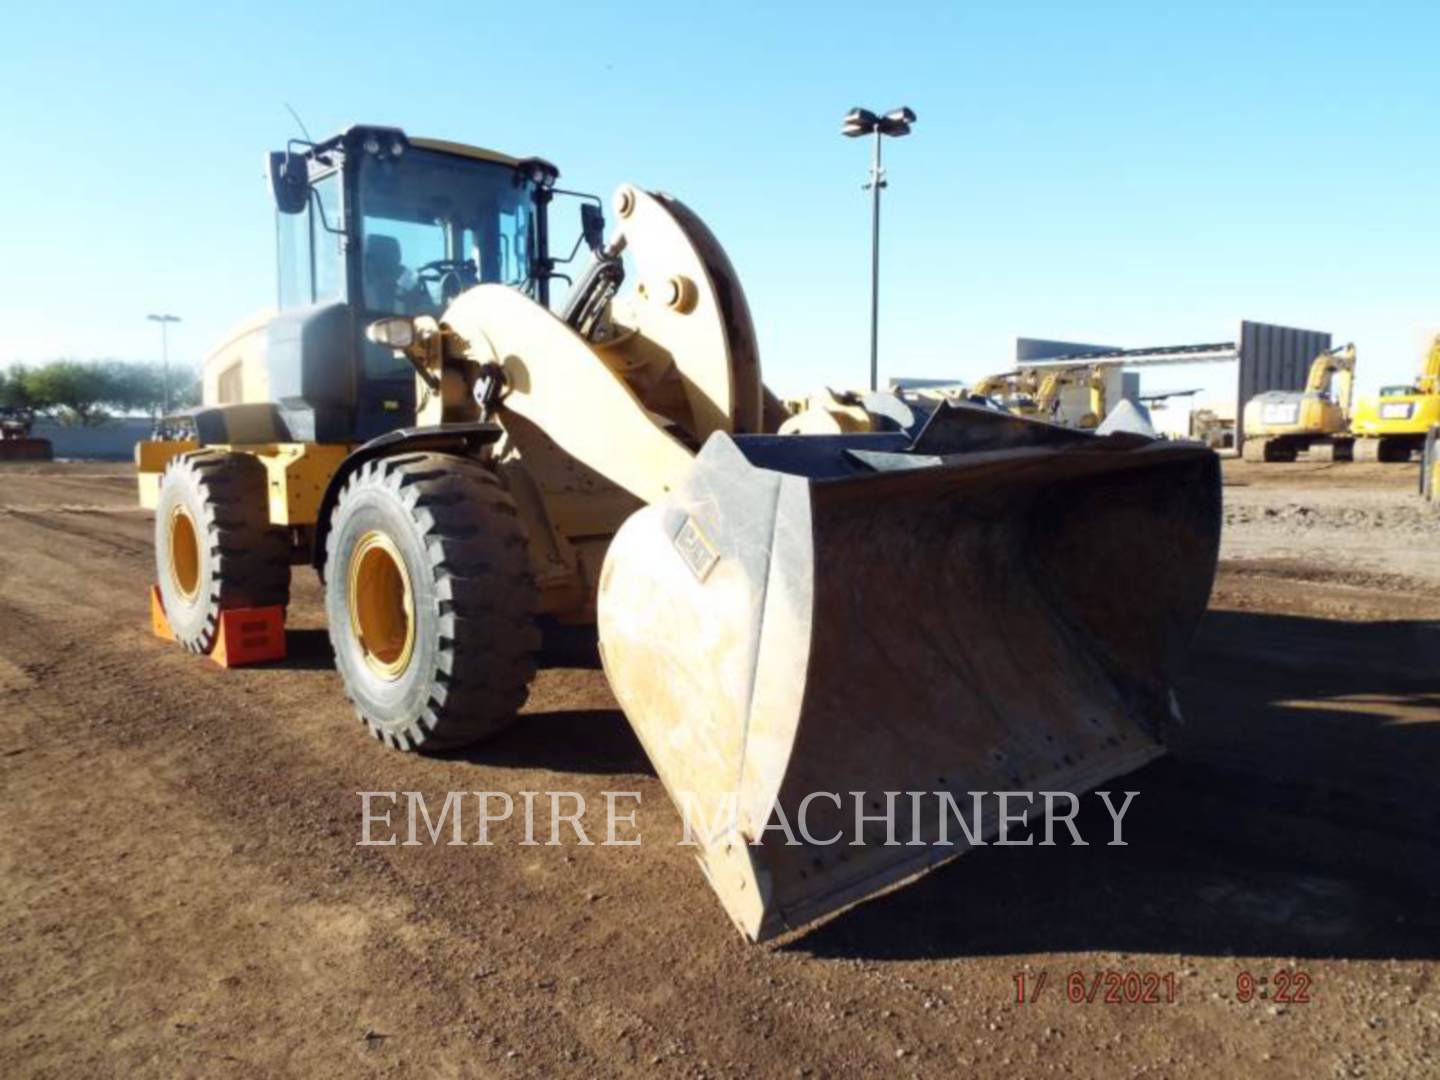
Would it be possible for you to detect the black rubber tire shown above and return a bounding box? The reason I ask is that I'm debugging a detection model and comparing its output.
[154,451,292,652]
[1378,437,1419,463]
[323,452,540,751]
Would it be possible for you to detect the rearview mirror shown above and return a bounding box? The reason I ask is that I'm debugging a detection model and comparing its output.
[580,202,606,256]
[268,151,310,215]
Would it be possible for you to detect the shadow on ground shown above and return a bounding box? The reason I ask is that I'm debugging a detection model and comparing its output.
[274,628,335,672]
[789,608,1440,962]
[443,707,652,776]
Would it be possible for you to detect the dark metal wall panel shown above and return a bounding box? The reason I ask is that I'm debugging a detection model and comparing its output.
[1235,320,1331,445]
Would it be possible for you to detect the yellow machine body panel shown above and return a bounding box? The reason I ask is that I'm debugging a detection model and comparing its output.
[253,443,352,525]
[1242,392,1347,438]
[137,439,348,525]
[135,438,202,508]
[1352,391,1440,437]
[407,137,521,168]
[1352,336,1440,454]
[201,311,273,407]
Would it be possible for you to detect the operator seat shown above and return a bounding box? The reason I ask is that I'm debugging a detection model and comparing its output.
[364,234,403,312]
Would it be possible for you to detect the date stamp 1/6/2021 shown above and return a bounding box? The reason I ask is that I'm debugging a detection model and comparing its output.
[1012,970,1315,1006]
[1014,972,1178,1005]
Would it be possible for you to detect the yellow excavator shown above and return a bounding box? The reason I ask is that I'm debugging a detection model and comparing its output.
[1240,343,1356,462]
[135,126,1221,941]
[1352,334,1440,462]
[969,365,1107,428]
[779,366,1106,437]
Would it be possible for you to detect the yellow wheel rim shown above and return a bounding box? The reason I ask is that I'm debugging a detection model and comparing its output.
[167,505,202,603]
[348,530,416,681]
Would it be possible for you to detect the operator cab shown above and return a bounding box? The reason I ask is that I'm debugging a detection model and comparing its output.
[265,126,563,442]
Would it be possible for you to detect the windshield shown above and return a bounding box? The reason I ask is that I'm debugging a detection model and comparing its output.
[356,147,537,317]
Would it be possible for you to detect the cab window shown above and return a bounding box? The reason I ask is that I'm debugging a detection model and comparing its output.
[356,147,536,317]
[275,169,346,309]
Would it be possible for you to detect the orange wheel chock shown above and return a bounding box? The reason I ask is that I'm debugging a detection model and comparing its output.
[149,585,287,668]
[150,584,175,642]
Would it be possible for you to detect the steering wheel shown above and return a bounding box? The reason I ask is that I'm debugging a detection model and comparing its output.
[415,257,475,281]
[415,258,478,306]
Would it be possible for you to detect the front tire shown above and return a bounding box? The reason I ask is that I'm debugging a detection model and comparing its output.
[154,451,292,652]
[324,453,540,751]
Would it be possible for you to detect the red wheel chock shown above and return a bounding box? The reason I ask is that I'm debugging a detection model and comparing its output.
[149,585,287,668]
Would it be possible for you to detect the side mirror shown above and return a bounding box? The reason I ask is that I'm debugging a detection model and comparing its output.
[268,151,310,215]
[580,202,606,256]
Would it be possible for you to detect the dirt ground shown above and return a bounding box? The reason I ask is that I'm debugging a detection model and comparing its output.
[2,457,1438,1078]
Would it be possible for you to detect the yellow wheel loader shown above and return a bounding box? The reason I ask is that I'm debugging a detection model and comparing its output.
[136,126,1222,941]
[1352,335,1440,462]
[1240,343,1356,463]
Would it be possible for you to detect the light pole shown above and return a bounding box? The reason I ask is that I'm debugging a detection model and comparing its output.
[146,313,182,414]
[841,106,916,392]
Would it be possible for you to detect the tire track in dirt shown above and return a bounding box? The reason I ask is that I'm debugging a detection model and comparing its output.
[4,463,1439,1078]
[0,475,845,1076]
[1,509,153,558]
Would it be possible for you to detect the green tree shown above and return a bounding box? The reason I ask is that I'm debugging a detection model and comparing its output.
[107,361,200,416]
[108,363,168,416]
[0,363,39,418]
[8,359,200,424]
[170,371,202,411]
[20,360,120,425]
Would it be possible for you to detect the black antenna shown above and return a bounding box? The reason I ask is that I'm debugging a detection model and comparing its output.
[284,102,314,144]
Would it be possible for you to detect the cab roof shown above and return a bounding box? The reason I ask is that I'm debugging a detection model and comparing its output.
[301,125,526,170]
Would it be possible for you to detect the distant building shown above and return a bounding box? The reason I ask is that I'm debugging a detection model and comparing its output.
[31,416,152,460]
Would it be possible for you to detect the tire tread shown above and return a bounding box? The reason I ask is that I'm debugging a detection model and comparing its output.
[325,453,538,750]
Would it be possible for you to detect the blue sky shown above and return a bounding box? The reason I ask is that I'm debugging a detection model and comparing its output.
[2,1,1437,402]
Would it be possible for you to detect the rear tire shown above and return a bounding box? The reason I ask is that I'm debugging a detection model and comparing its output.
[1379,437,1418,463]
[324,452,540,751]
[154,451,292,652]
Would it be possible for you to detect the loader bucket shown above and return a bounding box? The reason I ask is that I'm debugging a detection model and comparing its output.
[597,404,1221,942]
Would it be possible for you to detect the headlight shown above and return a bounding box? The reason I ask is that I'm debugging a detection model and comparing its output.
[366,316,417,349]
